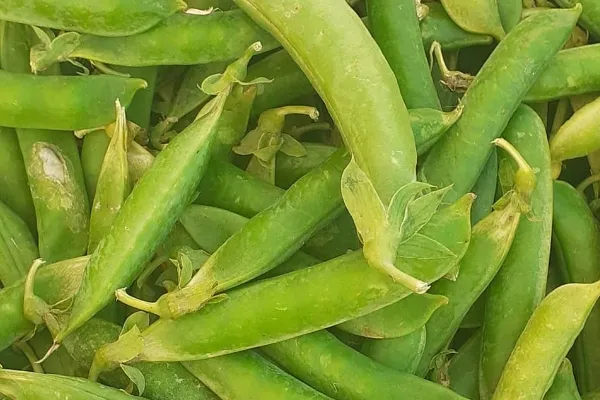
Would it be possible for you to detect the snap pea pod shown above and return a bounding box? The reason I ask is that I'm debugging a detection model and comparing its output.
[471,149,498,225]
[421,3,494,51]
[0,0,186,37]
[526,45,600,102]
[492,282,600,400]
[89,193,472,369]
[184,351,332,400]
[544,359,582,400]
[32,10,279,72]
[116,149,350,318]
[368,0,440,109]
[63,319,219,400]
[420,7,580,203]
[2,22,91,263]
[554,0,600,39]
[441,0,506,40]
[416,138,536,376]
[0,127,36,232]
[336,293,448,339]
[81,132,111,203]
[0,369,144,400]
[275,143,338,189]
[497,0,522,32]
[0,200,38,286]
[359,326,427,373]
[552,180,600,394]
[261,330,467,400]
[480,105,553,399]
[55,45,261,345]
[446,330,482,400]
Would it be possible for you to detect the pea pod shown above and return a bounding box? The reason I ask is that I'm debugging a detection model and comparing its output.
[492,281,600,400]
[446,330,482,400]
[31,10,279,72]
[0,369,144,400]
[497,0,522,32]
[471,149,498,225]
[89,193,472,369]
[0,0,185,37]
[0,127,36,232]
[544,359,582,400]
[368,0,440,109]
[554,0,600,39]
[416,138,536,376]
[184,351,331,400]
[0,200,38,286]
[261,330,467,400]
[359,326,427,373]
[552,180,600,393]
[54,44,263,346]
[275,143,338,189]
[441,0,506,40]
[420,7,580,203]
[480,105,553,399]
[116,149,350,318]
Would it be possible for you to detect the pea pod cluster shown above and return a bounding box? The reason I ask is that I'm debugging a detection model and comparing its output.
[3,1,600,399]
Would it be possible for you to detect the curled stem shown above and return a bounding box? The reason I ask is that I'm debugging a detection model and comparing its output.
[493,138,536,211]
[429,41,474,92]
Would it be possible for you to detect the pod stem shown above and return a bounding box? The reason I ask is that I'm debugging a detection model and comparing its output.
[429,41,474,92]
[115,289,164,317]
[577,174,600,198]
[493,138,536,208]
[13,341,44,374]
[372,260,430,294]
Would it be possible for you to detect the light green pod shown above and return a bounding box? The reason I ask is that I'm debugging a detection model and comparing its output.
[360,326,427,374]
[470,149,498,225]
[447,330,482,400]
[441,0,506,40]
[492,282,600,400]
[497,0,522,32]
[554,0,600,39]
[0,200,38,286]
[544,359,583,400]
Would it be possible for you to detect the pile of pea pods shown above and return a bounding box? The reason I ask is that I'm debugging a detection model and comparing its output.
[3,0,600,399]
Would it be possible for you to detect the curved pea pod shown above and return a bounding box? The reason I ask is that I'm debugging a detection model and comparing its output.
[55,46,262,345]
[550,96,600,178]
[441,0,506,40]
[360,326,427,374]
[0,0,185,37]
[184,351,331,400]
[32,10,279,72]
[368,0,441,109]
[115,149,349,318]
[554,0,600,39]
[0,369,144,400]
[62,319,218,400]
[526,45,600,102]
[81,131,111,202]
[0,200,38,286]
[552,180,600,394]
[421,3,494,51]
[544,359,583,400]
[276,143,338,188]
[416,138,536,377]
[0,256,87,352]
[336,293,448,339]
[0,127,36,232]
[0,70,146,131]
[88,192,472,371]
[480,105,553,399]
[261,330,467,400]
[492,281,600,400]
[420,7,580,203]
[446,330,482,400]
[497,0,522,32]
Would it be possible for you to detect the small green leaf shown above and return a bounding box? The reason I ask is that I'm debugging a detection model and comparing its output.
[232,127,263,155]
[120,312,149,337]
[235,76,273,86]
[280,134,308,157]
[30,31,81,74]
[497,157,515,195]
[253,141,282,163]
[200,73,227,95]
[397,233,456,260]
[177,253,194,289]
[246,156,276,184]
[401,185,452,242]
[341,157,387,244]
[387,181,432,242]
[120,364,146,396]
[30,25,53,46]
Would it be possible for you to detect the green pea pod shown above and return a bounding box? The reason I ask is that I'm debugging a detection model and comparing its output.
[552,180,600,393]
[275,143,338,189]
[470,149,498,225]
[0,127,36,232]
[0,369,144,400]
[584,392,600,400]
[184,351,331,400]
[54,44,263,345]
[31,10,279,72]
[368,0,441,109]
[492,281,600,400]
[262,330,467,400]
[554,0,600,39]
[89,193,472,369]
[0,0,185,37]
[497,0,522,32]
[81,131,111,203]
[116,149,348,318]
[441,0,506,40]
[550,96,600,178]
[336,293,448,339]
[420,6,580,203]
[480,105,553,399]
[526,45,600,102]
[544,359,583,400]
[360,326,427,374]
[446,330,482,400]
[421,3,494,51]
[88,102,131,253]
[63,319,219,400]
[0,200,38,286]
[416,138,536,376]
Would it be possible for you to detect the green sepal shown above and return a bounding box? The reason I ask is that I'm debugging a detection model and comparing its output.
[396,233,456,260]
[29,28,81,74]
[387,181,434,243]
[120,364,146,396]
[400,185,452,242]
[89,326,143,381]
[120,312,149,337]
[280,134,307,158]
